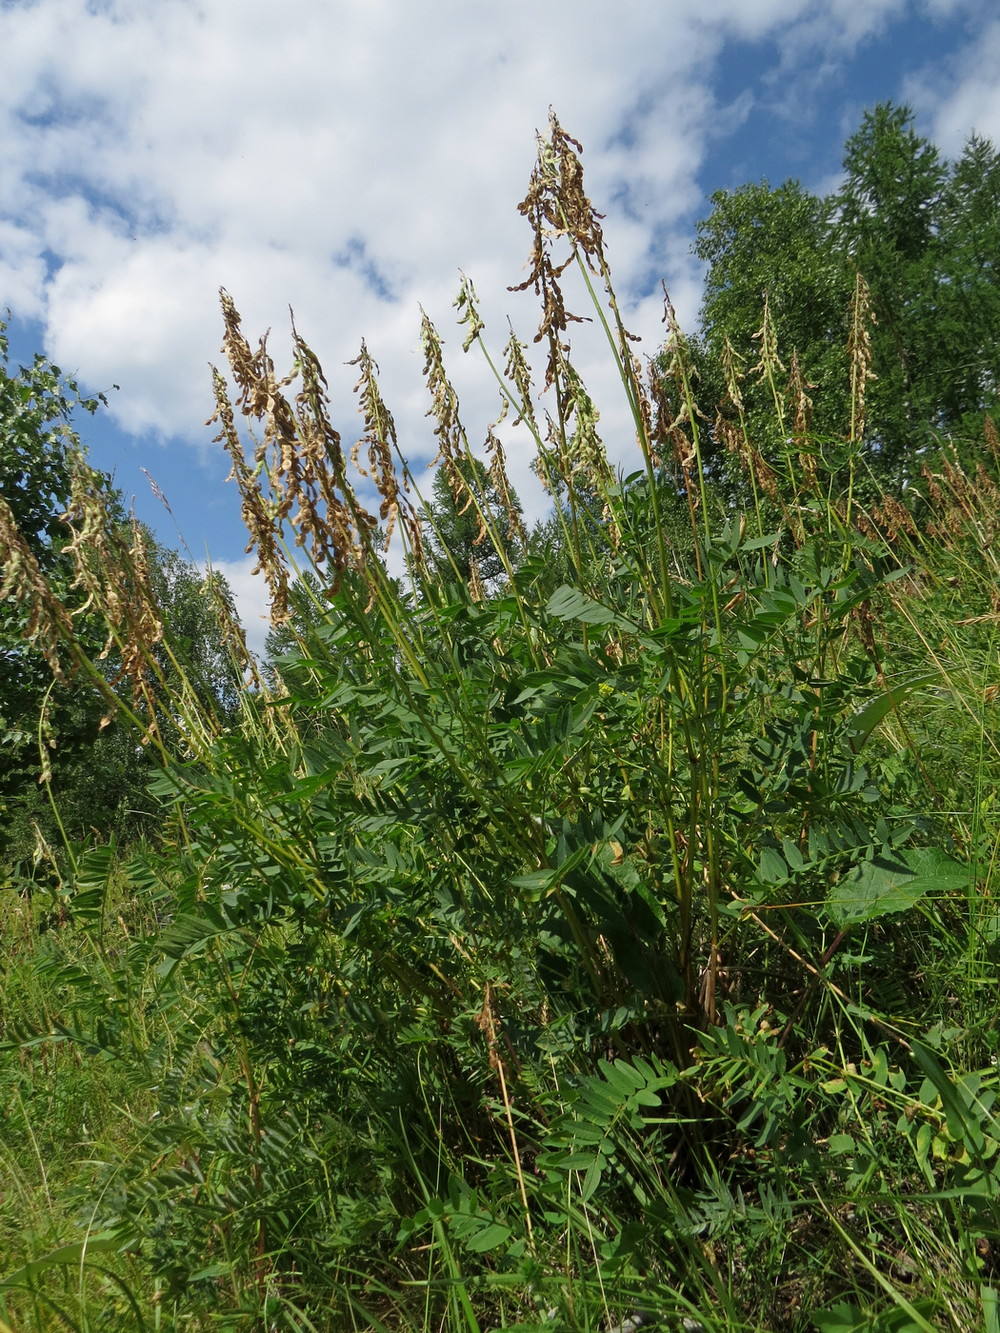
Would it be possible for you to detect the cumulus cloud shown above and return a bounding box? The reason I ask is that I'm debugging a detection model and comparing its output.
[0,0,938,474]
[208,554,273,662]
[905,16,1000,153]
[5,0,990,650]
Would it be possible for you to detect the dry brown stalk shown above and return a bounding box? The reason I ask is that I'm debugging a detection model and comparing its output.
[210,364,291,624]
[750,293,786,387]
[848,271,877,444]
[474,983,534,1249]
[211,292,377,621]
[0,494,75,682]
[484,426,526,547]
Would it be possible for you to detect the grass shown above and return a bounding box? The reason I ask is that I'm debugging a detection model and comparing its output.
[3,113,1000,1332]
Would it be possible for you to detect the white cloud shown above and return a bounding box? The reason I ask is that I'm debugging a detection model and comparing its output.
[0,0,985,521]
[208,554,273,662]
[0,220,47,318]
[905,17,1000,153]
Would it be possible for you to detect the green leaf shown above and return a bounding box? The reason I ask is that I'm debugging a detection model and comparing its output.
[1,1232,124,1287]
[828,1134,856,1155]
[741,531,782,551]
[758,846,788,885]
[546,585,639,632]
[157,905,235,960]
[813,1302,868,1332]
[545,1151,600,1171]
[844,673,937,752]
[826,847,970,926]
[463,1222,513,1253]
[782,837,805,872]
[580,1154,607,1201]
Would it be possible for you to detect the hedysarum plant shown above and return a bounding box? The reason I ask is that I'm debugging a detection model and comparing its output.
[4,112,999,1333]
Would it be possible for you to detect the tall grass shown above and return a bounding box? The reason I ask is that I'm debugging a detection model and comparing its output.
[3,113,1000,1333]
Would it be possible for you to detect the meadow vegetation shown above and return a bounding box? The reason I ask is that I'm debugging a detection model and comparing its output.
[2,109,1000,1333]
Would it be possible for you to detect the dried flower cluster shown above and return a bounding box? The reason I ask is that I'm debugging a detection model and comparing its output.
[0,493,74,681]
[210,291,378,623]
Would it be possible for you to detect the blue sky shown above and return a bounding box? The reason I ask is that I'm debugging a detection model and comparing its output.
[2,0,997,651]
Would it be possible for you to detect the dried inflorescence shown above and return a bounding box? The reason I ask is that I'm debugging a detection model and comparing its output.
[210,363,292,624]
[421,310,524,586]
[656,291,710,505]
[210,291,379,622]
[510,112,603,391]
[0,493,75,682]
[787,352,818,492]
[61,454,165,723]
[421,309,469,497]
[349,339,422,564]
[715,415,781,504]
[204,567,264,693]
[720,335,747,416]
[919,442,999,548]
[750,293,786,390]
[555,350,612,496]
[484,425,526,549]
[985,414,1000,465]
[848,271,877,444]
[502,323,539,435]
[511,112,652,469]
[860,494,918,544]
[454,272,486,354]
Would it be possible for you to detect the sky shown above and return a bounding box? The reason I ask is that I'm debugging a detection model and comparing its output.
[2,0,999,654]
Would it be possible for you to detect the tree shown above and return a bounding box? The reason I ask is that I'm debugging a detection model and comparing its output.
[835,103,949,462]
[0,324,114,831]
[693,103,1000,488]
[0,326,243,858]
[935,132,1000,435]
[694,179,854,476]
[423,454,524,588]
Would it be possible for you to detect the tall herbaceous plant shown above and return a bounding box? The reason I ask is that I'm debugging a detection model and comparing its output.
[3,114,999,1333]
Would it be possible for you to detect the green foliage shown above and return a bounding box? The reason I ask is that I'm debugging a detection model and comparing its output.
[0,323,245,861]
[695,102,1000,485]
[4,111,1000,1333]
[424,452,524,587]
[695,178,853,451]
[0,323,106,558]
[0,326,116,828]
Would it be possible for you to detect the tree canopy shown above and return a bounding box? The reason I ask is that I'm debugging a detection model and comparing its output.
[0,327,114,820]
[694,102,1000,482]
[0,326,242,856]
[423,453,524,588]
